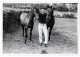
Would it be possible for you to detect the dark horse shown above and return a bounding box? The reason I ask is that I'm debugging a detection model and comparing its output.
[46,5,55,41]
[20,7,39,44]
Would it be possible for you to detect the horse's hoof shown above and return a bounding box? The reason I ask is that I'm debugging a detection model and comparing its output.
[30,41,34,44]
[49,40,50,41]
[25,38,27,44]
[48,40,50,41]
[30,39,32,41]
[25,40,26,44]
[24,42,26,44]
[48,39,50,41]
[40,43,42,46]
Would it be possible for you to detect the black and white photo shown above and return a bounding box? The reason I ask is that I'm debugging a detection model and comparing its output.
[3,3,78,54]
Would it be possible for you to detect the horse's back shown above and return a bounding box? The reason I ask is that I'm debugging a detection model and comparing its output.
[20,13,30,25]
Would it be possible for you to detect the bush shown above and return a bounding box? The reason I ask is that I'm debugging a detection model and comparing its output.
[3,10,22,33]
[54,13,76,18]
[55,6,69,12]
[63,14,76,18]
[54,14,62,18]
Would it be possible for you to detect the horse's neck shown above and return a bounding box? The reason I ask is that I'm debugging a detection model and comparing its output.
[28,11,34,21]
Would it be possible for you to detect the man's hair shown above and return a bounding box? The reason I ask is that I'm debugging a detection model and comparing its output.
[41,7,45,10]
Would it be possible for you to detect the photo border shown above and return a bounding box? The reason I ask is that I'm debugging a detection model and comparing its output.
[0,0,80,57]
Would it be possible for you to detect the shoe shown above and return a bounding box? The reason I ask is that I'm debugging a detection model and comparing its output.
[45,44,48,47]
[40,43,42,46]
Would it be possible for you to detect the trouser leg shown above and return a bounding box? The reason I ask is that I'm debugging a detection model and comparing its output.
[43,24,48,44]
[38,23,42,43]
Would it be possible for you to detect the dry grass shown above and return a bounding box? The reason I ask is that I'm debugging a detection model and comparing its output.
[3,6,77,54]
[3,18,77,54]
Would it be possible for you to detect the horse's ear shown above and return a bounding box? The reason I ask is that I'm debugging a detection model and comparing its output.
[51,6,52,9]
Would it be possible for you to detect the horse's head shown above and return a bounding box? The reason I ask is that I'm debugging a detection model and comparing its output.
[46,6,53,23]
[33,7,39,20]
[33,7,46,20]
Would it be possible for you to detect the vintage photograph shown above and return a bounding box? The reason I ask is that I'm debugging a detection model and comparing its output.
[3,3,77,54]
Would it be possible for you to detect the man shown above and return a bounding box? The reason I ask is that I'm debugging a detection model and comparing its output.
[38,8,48,47]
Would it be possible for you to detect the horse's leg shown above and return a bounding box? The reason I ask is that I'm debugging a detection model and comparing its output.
[30,27,33,41]
[22,25,24,37]
[48,26,53,41]
[25,27,28,44]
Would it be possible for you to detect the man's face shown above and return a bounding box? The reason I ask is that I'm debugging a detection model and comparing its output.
[40,9,45,14]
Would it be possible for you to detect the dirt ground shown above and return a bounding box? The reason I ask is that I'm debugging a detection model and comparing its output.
[3,18,77,54]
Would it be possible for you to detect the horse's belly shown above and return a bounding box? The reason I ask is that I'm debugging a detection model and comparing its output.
[47,20,55,27]
[28,21,34,28]
[20,19,29,25]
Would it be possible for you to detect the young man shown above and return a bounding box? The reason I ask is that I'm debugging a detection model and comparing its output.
[38,8,48,47]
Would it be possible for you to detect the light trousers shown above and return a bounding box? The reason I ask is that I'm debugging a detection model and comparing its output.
[38,23,48,44]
